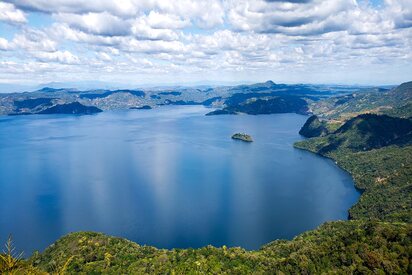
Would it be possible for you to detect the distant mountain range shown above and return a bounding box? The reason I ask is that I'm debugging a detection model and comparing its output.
[0,80,392,116]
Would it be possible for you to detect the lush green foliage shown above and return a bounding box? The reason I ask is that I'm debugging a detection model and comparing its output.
[260,220,412,274]
[300,114,412,153]
[1,221,407,274]
[299,115,331,137]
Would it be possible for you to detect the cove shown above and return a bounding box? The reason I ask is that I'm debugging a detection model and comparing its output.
[0,106,360,254]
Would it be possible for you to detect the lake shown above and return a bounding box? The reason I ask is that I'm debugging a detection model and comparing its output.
[0,106,360,254]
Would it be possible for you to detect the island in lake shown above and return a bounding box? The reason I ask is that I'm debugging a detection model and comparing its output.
[232,133,253,142]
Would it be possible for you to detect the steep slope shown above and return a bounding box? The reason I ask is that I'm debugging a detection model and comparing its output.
[299,115,331,138]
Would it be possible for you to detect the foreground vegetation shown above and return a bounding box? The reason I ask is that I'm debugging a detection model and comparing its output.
[1,221,411,274]
[1,81,411,274]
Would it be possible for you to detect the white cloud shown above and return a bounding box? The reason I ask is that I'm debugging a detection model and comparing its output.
[12,29,57,52]
[4,0,142,17]
[32,50,80,64]
[226,0,358,35]
[96,51,112,62]
[0,38,10,50]
[131,18,180,41]
[145,11,190,29]
[54,12,131,36]
[385,0,412,29]
[124,39,187,54]
[6,0,224,28]
[0,0,411,85]
[49,23,122,46]
[0,2,26,24]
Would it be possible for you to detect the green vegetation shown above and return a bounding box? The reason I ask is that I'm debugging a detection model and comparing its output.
[383,102,412,118]
[295,113,412,222]
[299,114,412,153]
[299,115,331,137]
[311,81,412,121]
[231,133,253,142]
[2,221,410,274]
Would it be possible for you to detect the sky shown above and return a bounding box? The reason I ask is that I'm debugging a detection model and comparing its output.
[0,0,411,87]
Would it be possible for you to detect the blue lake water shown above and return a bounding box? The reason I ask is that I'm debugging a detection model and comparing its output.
[0,106,360,255]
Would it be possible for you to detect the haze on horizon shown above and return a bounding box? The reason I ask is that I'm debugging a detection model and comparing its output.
[0,0,411,88]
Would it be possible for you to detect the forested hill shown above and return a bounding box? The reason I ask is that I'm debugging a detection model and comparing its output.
[3,221,410,274]
[299,114,412,153]
[295,92,412,223]
[311,81,412,121]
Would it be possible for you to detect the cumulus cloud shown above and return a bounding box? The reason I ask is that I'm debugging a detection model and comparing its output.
[131,24,180,41]
[125,39,186,54]
[226,0,358,35]
[5,0,224,28]
[0,2,27,24]
[0,38,10,50]
[54,12,131,36]
[128,11,188,41]
[0,0,411,85]
[33,50,80,64]
[386,0,412,29]
[144,11,190,29]
[4,0,141,17]
[12,29,58,52]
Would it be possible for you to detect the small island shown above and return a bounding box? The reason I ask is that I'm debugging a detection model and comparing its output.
[231,133,253,142]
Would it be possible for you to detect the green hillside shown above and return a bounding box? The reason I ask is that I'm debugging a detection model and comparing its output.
[300,114,412,153]
[295,113,412,222]
[311,81,412,121]
[299,115,333,137]
[2,221,409,274]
